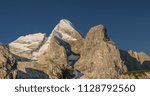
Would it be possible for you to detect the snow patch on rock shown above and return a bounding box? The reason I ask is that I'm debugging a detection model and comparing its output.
[53,19,78,41]
[68,54,80,61]
[15,33,45,43]
[56,19,75,31]
[55,31,77,41]
[32,35,52,60]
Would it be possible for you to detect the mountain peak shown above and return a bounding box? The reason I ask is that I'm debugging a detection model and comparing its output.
[60,19,73,26]
[1,19,150,79]
[51,19,83,42]
[86,24,110,42]
[54,19,76,33]
[9,33,47,59]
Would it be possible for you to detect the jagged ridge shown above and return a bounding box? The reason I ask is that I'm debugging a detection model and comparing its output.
[0,19,150,79]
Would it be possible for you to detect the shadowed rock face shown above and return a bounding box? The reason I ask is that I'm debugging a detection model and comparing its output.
[0,44,17,79]
[120,50,150,71]
[54,35,82,78]
[17,68,49,79]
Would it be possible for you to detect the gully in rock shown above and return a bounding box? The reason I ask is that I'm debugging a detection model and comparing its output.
[54,33,82,79]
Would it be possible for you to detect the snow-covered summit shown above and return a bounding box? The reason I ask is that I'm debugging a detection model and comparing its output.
[52,19,80,41]
[8,19,84,61]
[60,19,73,26]
[14,33,45,43]
[55,19,75,31]
[9,33,47,59]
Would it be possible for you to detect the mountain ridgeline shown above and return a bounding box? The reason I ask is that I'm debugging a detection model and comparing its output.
[0,19,150,79]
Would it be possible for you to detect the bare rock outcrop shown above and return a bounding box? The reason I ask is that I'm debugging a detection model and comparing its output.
[75,25,126,79]
[0,43,17,79]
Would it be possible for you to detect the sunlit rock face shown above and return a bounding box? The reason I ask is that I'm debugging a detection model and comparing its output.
[75,25,126,79]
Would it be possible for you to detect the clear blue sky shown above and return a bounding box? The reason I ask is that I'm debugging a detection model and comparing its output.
[0,0,150,54]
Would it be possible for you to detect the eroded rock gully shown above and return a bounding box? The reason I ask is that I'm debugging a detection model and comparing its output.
[54,35,82,79]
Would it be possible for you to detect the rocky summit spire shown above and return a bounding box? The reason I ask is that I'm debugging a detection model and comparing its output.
[86,25,109,41]
[75,24,126,79]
